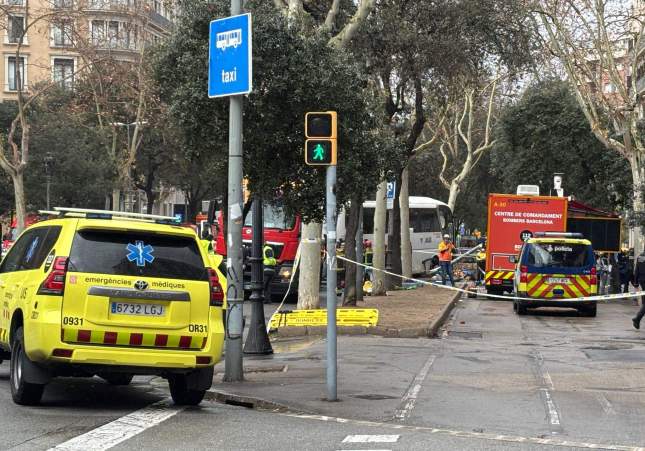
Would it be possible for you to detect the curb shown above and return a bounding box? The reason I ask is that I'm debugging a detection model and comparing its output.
[270,291,462,339]
[426,291,461,337]
[206,389,304,414]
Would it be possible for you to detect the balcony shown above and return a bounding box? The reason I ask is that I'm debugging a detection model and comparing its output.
[148,9,172,31]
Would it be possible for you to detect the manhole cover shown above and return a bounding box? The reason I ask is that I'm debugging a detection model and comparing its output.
[351,394,399,400]
[448,330,483,339]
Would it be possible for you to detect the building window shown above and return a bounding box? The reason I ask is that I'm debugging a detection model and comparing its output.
[108,20,119,47]
[7,0,24,6]
[7,15,25,44]
[91,20,105,45]
[7,56,25,91]
[52,58,74,89]
[52,20,73,46]
[52,0,73,7]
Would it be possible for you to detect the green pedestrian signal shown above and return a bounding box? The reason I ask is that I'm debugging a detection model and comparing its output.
[305,140,335,165]
[305,111,337,166]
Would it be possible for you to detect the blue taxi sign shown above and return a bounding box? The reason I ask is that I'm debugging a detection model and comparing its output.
[208,13,252,98]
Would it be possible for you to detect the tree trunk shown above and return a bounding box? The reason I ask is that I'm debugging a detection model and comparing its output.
[342,198,361,306]
[447,180,461,212]
[630,152,644,258]
[145,190,155,214]
[297,221,322,310]
[112,189,121,211]
[372,180,387,296]
[355,205,364,303]
[12,170,26,233]
[400,165,412,279]
[389,169,403,282]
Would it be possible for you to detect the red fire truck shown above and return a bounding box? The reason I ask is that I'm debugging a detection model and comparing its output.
[215,205,301,300]
[485,193,568,295]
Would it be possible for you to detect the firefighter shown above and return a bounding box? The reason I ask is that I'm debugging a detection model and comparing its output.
[631,250,645,329]
[263,243,277,303]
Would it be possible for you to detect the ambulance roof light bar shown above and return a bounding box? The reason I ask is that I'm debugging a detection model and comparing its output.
[43,208,181,225]
[533,232,584,239]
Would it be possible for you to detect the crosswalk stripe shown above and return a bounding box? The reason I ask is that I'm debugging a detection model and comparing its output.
[342,435,400,443]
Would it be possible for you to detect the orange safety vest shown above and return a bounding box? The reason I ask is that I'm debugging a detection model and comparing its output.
[438,241,454,262]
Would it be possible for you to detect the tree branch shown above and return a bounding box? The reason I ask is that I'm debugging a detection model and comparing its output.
[328,0,376,49]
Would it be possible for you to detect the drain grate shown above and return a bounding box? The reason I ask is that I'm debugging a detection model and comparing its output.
[448,330,483,339]
[351,394,399,400]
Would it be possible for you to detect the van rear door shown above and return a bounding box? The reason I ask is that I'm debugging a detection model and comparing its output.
[63,227,210,350]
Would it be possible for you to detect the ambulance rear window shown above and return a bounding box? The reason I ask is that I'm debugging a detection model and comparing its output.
[524,243,593,268]
[68,230,207,281]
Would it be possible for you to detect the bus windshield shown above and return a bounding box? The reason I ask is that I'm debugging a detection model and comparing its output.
[244,205,295,231]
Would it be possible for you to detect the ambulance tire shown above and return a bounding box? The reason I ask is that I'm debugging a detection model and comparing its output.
[515,301,528,315]
[10,327,45,406]
[168,373,206,406]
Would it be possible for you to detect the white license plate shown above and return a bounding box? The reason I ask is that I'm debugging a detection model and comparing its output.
[111,302,165,316]
[547,277,570,284]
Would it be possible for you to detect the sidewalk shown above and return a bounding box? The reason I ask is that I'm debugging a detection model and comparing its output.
[209,334,440,421]
[273,285,460,338]
[209,286,460,421]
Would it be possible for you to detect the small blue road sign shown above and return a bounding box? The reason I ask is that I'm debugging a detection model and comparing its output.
[208,13,252,98]
[386,182,396,200]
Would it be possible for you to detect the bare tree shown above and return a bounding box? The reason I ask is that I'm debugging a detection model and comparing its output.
[0,0,91,231]
[535,0,645,253]
[421,76,500,211]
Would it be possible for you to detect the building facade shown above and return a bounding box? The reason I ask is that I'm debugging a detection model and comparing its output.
[0,0,175,101]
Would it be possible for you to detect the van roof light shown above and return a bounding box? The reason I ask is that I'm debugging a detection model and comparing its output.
[533,232,584,239]
[44,207,181,225]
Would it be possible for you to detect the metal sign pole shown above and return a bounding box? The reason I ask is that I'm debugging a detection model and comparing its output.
[326,165,337,401]
[224,0,244,382]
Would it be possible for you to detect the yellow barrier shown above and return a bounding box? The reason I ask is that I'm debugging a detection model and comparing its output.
[269,308,379,329]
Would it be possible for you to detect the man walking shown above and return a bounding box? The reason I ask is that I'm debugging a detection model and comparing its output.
[631,250,645,329]
[438,234,455,286]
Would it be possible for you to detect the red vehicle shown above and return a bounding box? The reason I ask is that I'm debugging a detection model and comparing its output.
[2,214,40,257]
[485,193,568,295]
[215,205,301,299]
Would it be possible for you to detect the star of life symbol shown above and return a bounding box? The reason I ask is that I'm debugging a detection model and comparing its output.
[126,241,155,267]
[216,29,242,50]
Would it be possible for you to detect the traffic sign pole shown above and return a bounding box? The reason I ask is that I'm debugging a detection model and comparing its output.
[224,0,244,382]
[326,165,337,401]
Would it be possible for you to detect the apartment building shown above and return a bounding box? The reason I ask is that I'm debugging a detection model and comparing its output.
[0,0,175,101]
[633,0,645,118]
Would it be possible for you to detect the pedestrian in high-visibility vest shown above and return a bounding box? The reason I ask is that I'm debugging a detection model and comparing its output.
[438,234,455,286]
[263,244,277,304]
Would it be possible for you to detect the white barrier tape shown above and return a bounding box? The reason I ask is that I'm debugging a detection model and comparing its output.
[426,244,483,275]
[336,254,645,303]
[266,242,303,333]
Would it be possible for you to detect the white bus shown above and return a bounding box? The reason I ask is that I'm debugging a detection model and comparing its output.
[337,196,453,275]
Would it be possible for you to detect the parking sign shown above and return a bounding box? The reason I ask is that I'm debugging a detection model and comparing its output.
[208,13,252,98]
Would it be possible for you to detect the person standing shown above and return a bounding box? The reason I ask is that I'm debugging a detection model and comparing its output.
[263,243,277,304]
[438,234,455,286]
[618,250,632,294]
[631,251,645,329]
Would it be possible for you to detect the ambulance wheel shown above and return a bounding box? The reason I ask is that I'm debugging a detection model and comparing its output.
[10,327,45,406]
[168,374,206,406]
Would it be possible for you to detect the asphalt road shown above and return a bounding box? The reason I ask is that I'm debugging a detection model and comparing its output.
[0,298,643,450]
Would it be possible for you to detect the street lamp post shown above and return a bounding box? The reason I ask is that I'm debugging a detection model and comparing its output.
[44,152,54,211]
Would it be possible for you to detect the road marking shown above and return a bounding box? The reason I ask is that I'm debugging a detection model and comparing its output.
[342,434,399,443]
[285,412,645,451]
[49,399,183,451]
[530,350,562,432]
[595,393,617,416]
[393,355,435,421]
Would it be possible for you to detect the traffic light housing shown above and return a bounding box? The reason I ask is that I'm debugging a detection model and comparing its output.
[305,111,337,166]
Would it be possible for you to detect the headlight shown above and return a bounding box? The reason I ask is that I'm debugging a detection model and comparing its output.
[278,267,292,280]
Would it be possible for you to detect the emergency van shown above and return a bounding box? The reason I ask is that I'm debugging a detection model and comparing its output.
[0,208,225,406]
[513,232,597,316]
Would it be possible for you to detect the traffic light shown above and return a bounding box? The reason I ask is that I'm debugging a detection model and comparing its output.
[305,111,337,166]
